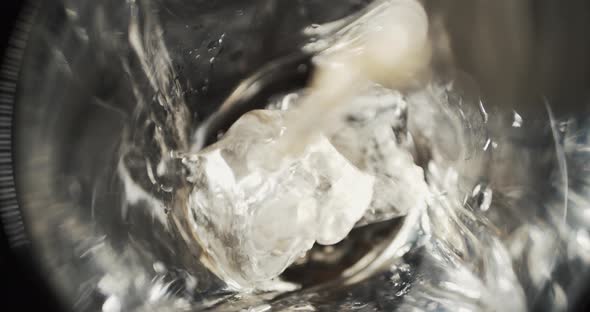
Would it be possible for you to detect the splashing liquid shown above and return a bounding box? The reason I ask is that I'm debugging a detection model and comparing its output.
[112,0,590,310]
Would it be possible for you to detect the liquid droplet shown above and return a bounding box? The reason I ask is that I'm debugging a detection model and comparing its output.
[479,100,488,124]
[512,111,523,128]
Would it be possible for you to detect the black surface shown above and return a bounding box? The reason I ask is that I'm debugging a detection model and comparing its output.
[0,1,62,311]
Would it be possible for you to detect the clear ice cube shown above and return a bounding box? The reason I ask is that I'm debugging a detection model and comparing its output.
[328,85,428,225]
[185,110,374,288]
[267,85,429,225]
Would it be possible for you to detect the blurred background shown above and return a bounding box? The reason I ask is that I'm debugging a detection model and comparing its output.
[0,2,64,311]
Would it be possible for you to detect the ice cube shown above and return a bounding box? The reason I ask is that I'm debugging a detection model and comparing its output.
[185,110,374,288]
[328,85,428,225]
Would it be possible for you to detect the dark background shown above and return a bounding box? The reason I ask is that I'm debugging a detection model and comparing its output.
[0,1,62,310]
